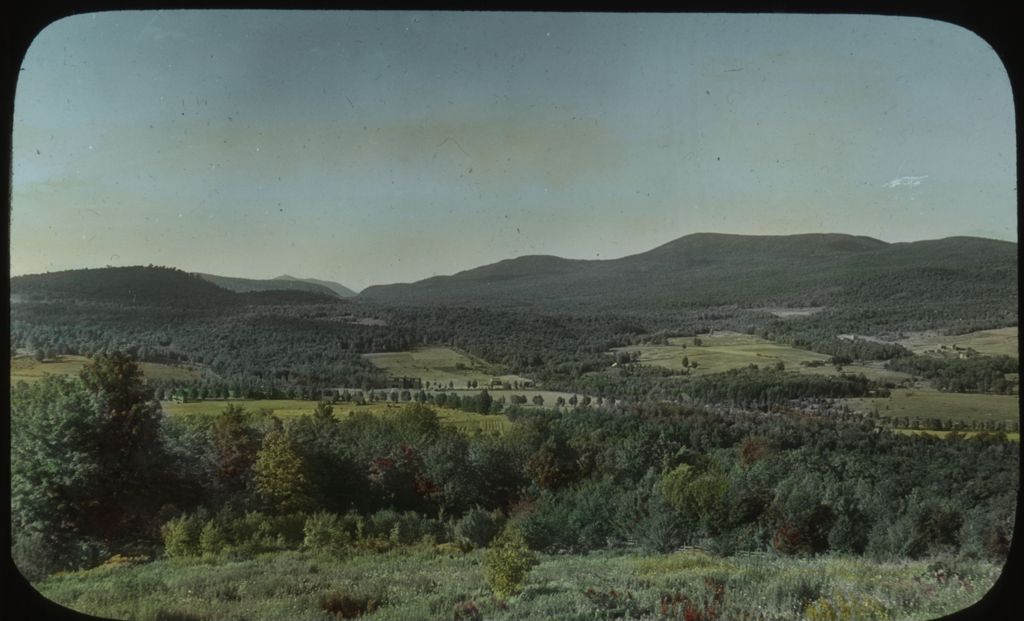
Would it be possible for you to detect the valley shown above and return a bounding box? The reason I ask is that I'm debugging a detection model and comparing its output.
[9,233,1019,621]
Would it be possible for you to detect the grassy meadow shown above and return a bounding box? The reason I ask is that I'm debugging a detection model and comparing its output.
[35,547,1001,621]
[363,346,531,387]
[609,332,914,384]
[895,327,1018,358]
[610,332,833,376]
[843,388,1019,427]
[10,355,202,385]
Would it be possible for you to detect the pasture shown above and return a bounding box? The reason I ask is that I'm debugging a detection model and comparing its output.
[896,326,1018,358]
[363,346,530,387]
[611,331,832,376]
[160,399,512,434]
[844,388,1019,426]
[793,360,914,383]
[10,355,201,385]
[34,547,999,621]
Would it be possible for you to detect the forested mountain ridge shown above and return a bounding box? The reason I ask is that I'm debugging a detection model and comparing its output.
[360,233,1017,315]
[199,273,342,298]
[10,266,239,308]
[9,266,346,308]
[274,274,358,297]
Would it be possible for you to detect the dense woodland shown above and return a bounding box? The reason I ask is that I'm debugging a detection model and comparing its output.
[11,353,1018,582]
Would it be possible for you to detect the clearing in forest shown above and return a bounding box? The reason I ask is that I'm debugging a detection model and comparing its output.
[362,346,530,387]
[895,326,1018,358]
[612,332,915,383]
[610,331,832,375]
[9,355,202,385]
[844,387,1019,427]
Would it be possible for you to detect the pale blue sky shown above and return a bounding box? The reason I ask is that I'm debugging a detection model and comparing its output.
[11,11,1016,291]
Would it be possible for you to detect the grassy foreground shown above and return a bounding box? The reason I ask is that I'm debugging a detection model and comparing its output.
[35,548,999,621]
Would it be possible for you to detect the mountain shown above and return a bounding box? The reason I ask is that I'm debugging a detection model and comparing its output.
[10,266,240,308]
[274,275,357,297]
[197,273,340,298]
[359,233,1018,314]
[9,266,341,308]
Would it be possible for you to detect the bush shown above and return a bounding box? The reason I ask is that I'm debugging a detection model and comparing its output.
[12,531,62,581]
[320,590,384,619]
[453,507,503,548]
[199,520,228,555]
[805,593,889,621]
[364,509,447,546]
[303,512,350,554]
[161,514,203,558]
[483,526,537,599]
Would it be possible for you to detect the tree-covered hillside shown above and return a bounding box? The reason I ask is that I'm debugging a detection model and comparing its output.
[10,266,239,308]
[361,234,1017,322]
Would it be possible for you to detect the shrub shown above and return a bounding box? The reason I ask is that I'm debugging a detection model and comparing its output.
[452,600,482,621]
[12,531,62,581]
[363,509,447,546]
[161,514,203,558]
[199,520,228,556]
[805,593,889,621]
[454,507,503,548]
[483,526,537,599]
[303,512,350,554]
[320,590,384,619]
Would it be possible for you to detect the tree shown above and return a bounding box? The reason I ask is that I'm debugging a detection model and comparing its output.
[13,352,168,571]
[251,430,313,513]
[12,376,103,557]
[78,352,164,536]
[478,389,493,414]
[210,404,261,493]
[483,526,537,599]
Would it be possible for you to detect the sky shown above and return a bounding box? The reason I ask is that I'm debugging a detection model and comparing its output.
[10,11,1016,291]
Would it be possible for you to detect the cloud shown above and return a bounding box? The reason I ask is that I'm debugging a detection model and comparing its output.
[883,175,928,188]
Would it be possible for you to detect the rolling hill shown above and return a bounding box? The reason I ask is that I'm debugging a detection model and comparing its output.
[197,273,341,297]
[274,275,357,297]
[9,267,342,307]
[359,233,1018,315]
[10,266,239,307]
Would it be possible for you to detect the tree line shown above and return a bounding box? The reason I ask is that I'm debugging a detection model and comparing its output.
[12,353,1016,581]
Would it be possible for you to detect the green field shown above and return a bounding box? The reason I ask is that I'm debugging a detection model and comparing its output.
[896,326,1018,358]
[611,331,833,376]
[363,346,531,387]
[793,360,914,383]
[845,388,1019,426]
[10,355,202,385]
[33,547,999,621]
[161,399,512,434]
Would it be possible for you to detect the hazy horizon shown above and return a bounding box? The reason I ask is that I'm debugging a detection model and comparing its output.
[11,11,1016,290]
